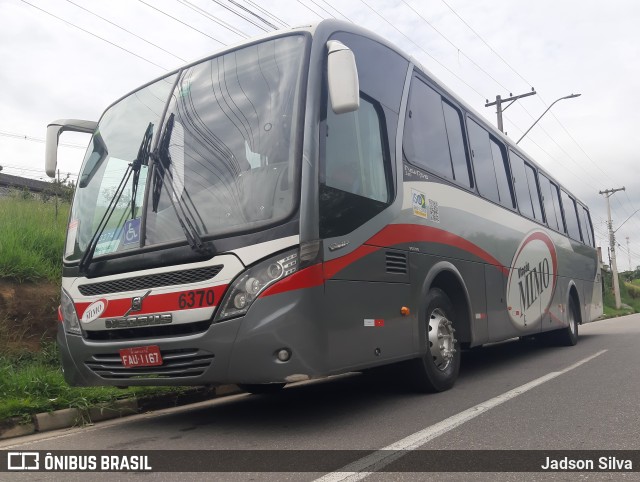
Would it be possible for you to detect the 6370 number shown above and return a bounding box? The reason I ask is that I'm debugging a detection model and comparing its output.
[178,289,215,309]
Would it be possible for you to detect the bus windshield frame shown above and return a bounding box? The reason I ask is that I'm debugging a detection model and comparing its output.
[65,33,309,264]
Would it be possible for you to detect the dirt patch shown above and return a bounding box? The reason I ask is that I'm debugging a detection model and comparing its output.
[0,281,59,352]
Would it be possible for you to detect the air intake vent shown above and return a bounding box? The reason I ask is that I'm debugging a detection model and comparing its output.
[386,251,407,274]
[78,265,223,296]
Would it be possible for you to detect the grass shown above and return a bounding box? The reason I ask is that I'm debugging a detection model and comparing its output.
[0,196,192,423]
[602,272,640,317]
[0,342,190,422]
[0,196,69,282]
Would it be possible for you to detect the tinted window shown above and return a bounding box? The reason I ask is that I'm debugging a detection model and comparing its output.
[321,95,391,237]
[467,119,499,203]
[539,174,562,231]
[326,98,388,202]
[490,139,514,208]
[524,164,543,221]
[561,190,581,241]
[403,78,452,178]
[510,151,533,218]
[579,205,594,246]
[442,102,471,187]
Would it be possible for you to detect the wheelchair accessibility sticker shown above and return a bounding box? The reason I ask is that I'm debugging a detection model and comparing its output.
[123,218,141,246]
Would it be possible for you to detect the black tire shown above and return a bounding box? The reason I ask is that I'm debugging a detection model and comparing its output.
[404,288,461,392]
[548,298,579,346]
[238,383,286,394]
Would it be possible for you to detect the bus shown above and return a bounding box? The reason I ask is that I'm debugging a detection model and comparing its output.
[45,19,602,394]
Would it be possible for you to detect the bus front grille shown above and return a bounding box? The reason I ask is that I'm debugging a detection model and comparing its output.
[84,320,212,341]
[85,348,214,380]
[78,265,223,296]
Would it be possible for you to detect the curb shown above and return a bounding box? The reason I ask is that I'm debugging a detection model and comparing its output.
[0,384,243,441]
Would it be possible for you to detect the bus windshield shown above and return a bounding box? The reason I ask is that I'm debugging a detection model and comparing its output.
[66,34,306,262]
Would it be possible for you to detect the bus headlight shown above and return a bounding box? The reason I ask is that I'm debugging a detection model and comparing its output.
[60,289,81,335]
[214,249,299,322]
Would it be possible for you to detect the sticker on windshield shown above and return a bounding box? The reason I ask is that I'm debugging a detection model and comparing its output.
[65,219,79,257]
[123,218,141,246]
[94,228,121,257]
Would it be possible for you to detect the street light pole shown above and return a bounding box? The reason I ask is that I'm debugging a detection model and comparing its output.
[516,93,581,144]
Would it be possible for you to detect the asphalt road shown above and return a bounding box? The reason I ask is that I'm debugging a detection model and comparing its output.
[2,314,640,481]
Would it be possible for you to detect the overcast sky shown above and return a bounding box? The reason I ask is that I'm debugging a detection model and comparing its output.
[1,0,639,268]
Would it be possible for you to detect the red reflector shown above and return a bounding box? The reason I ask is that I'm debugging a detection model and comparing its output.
[374,319,384,327]
[119,345,163,368]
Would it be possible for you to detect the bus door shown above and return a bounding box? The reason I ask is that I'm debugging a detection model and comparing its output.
[319,32,414,371]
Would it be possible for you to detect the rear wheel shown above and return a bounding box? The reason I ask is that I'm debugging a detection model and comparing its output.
[549,298,579,346]
[405,288,461,392]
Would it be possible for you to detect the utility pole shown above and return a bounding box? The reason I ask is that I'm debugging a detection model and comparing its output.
[485,89,536,133]
[599,187,625,309]
[627,237,632,272]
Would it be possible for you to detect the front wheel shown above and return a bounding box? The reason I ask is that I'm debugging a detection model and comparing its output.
[404,288,461,392]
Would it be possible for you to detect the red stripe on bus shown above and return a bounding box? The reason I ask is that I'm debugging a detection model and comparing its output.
[259,264,324,298]
[366,224,509,276]
[261,224,510,297]
[323,244,379,280]
[74,284,228,319]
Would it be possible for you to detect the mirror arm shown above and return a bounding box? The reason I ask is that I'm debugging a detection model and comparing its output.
[45,119,97,177]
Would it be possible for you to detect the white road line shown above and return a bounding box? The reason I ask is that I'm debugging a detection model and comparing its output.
[315,349,608,482]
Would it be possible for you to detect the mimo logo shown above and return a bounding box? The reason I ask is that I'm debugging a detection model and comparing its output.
[506,230,558,329]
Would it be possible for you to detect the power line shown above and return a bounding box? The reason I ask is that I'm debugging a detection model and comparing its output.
[209,0,270,32]
[297,0,326,20]
[353,0,487,100]
[227,0,280,30]
[307,0,337,20]
[401,1,512,93]
[177,0,248,38]
[0,130,86,149]
[64,0,187,63]
[20,0,168,71]
[137,0,226,46]
[439,0,534,90]
[240,0,290,28]
[439,0,624,198]
[315,0,352,22]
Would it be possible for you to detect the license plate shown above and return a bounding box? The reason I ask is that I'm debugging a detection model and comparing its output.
[119,345,163,368]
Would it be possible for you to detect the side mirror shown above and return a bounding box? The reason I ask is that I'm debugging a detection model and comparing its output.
[326,40,359,114]
[45,119,97,177]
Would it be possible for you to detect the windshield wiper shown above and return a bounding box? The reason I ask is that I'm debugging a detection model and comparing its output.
[130,122,153,219]
[78,123,153,273]
[151,114,206,252]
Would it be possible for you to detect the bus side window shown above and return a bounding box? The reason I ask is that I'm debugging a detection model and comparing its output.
[320,94,392,238]
[524,163,543,222]
[579,204,595,247]
[467,118,513,207]
[442,101,471,187]
[325,96,389,202]
[560,190,582,241]
[510,151,534,219]
[539,174,562,232]
[403,77,453,179]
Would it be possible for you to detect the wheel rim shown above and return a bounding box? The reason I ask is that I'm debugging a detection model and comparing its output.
[427,308,457,371]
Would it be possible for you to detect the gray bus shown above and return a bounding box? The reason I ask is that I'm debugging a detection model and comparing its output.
[45,19,602,393]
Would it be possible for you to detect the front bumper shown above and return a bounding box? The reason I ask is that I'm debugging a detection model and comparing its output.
[58,285,327,387]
